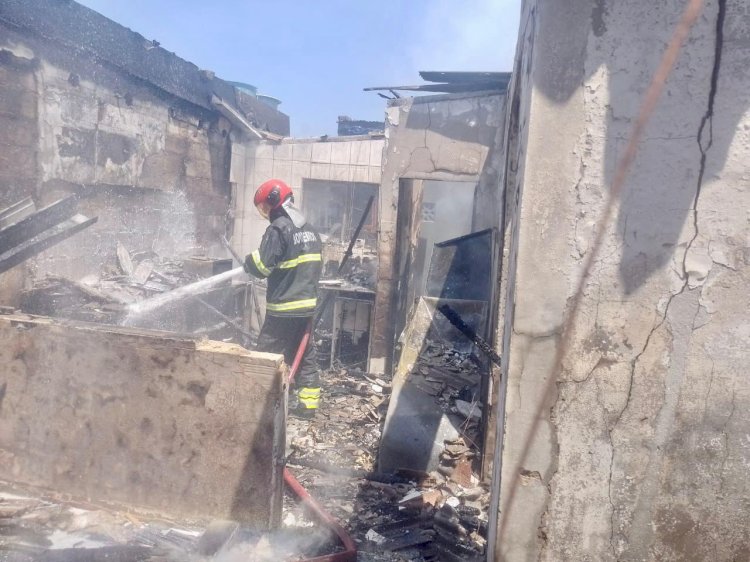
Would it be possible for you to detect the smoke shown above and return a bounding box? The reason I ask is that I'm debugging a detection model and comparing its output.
[407,0,521,73]
[152,189,200,259]
[207,525,334,562]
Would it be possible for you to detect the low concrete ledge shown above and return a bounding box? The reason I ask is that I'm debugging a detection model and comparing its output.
[0,314,287,528]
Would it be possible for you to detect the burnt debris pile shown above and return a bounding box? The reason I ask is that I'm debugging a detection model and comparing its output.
[286,360,489,562]
[18,241,252,342]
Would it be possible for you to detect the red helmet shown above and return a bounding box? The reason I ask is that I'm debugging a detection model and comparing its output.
[253,178,293,219]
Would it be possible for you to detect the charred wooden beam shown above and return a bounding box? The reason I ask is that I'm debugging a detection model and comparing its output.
[0,214,97,274]
[0,197,34,229]
[0,196,78,253]
[436,304,502,366]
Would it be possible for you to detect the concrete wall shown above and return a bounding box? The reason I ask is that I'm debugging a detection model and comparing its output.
[230,137,384,257]
[495,1,750,560]
[0,314,286,527]
[370,92,506,374]
[0,24,234,283]
[0,2,286,303]
[0,0,289,135]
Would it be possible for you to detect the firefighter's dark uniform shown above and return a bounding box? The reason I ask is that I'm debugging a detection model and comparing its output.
[244,206,322,414]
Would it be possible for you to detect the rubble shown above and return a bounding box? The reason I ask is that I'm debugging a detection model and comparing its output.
[285,360,490,561]
[19,243,254,343]
[0,342,489,561]
[9,238,489,561]
[409,340,485,449]
[23,253,196,316]
[381,294,492,473]
[0,486,333,561]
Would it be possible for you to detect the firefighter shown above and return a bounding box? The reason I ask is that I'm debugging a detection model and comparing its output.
[244,179,322,417]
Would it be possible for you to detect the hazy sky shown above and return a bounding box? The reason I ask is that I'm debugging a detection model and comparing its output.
[78,0,522,137]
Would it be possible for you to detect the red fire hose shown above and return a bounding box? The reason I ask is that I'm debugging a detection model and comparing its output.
[285,320,357,562]
[278,195,374,561]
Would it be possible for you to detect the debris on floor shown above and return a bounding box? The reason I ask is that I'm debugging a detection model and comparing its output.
[9,247,491,561]
[19,243,253,343]
[23,249,206,313]
[413,340,485,449]
[0,487,342,561]
[380,296,489,475]
[285,364,490,561]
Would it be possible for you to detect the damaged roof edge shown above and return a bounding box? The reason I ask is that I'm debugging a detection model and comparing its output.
[365,71,512,95]
[232,129,383,145]
[211,95,266,140]
[0,0,281,121]
[272,132,385,144]
[418,70,510,83]
[387,90,508,107]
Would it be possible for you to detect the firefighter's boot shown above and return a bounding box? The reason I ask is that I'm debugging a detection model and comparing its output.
[293,386,320,418]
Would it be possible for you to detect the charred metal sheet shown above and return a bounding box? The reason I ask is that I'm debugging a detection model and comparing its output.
[365,71,511,94]
[419,71,511,84]
[364,83,504,94]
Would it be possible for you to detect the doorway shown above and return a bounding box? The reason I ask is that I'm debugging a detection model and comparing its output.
[393,178,477,345]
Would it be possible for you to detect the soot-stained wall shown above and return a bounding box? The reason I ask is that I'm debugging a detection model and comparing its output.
[0,1,288,303]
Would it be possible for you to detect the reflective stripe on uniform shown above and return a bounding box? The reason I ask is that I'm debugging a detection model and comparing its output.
[266,297,317,312]
[251,250,272,277]
[298,387,320,409]
[277,253,322,269]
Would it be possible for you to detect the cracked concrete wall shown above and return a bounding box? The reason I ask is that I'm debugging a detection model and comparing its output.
[0,23,233,296]
[369,92,505,373]
[0,314,287,528]
[496,0,750,560]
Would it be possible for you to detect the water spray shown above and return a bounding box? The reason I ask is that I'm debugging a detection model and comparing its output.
[124,266,247,322]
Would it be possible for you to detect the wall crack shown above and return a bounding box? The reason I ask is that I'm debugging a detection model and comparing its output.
[681,0,726,279]
[608,7,726,552]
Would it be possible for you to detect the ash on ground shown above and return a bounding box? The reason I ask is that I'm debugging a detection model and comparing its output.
[285,361,489,562]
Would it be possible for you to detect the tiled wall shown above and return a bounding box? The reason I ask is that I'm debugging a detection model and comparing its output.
[231,138,384,257]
